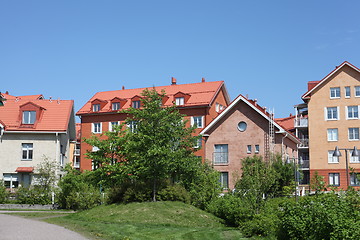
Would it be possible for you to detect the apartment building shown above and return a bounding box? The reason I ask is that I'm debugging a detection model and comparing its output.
[299,61,360,190]
[200,95,299,190]
[76,78,230,171]
[0,92,76,190]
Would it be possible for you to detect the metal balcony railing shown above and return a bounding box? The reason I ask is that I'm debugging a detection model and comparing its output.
[294,118,308,127]
[299,138,309,148]
[74,149,80,155]
[298,159,309,169]
[213,152,228,165]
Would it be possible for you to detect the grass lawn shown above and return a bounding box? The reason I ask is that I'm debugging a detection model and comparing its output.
[38,201,246,240]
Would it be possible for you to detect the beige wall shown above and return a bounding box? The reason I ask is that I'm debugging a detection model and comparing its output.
[308,65,360,189]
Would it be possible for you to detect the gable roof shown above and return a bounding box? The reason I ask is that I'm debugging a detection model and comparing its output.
[200,94,300,144]
[0,98,74,132]
[302,61,360,100]
[77,80,230,115]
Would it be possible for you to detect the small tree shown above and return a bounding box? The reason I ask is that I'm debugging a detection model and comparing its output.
[85,88,201,202]
[35,155,58,192]
[310,171,326,194]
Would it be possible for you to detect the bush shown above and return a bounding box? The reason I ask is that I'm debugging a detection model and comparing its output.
[0,181,8,203]
[158,184,191,204]
[16,186,52,205]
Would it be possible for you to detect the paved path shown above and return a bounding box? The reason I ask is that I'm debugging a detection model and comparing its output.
[0,213,89,240]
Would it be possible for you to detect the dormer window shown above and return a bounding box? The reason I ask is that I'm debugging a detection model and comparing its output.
[112,102,120,111]
[175,97,184,106]
[22,111,36,124]
[93,104,100,112]
[132,100,140,109]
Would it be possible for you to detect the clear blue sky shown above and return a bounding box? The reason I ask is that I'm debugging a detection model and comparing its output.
[1,1,360,120]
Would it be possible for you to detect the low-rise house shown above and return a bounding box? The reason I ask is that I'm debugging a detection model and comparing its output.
[200,95,300,190]
[0,92,76,190]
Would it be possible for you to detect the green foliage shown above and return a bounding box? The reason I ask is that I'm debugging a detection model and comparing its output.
[0,180,8,203]
[310,171,326,193]
[58,165,101,210]
[16,186,52,205]
[158,184,191,204]
[279,192,360,240]
[35,156,58,193]
[85,88,206,202]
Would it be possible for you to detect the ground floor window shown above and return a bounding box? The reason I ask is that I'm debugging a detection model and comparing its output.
[3,173,19,189]
[350,173,360,186]
[219,172,228,189]
[328,173,340,186]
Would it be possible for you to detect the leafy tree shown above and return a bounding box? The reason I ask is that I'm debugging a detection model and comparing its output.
[85,88,202,202]
[310,170,326,194]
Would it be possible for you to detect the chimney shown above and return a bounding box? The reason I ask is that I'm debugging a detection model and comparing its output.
[5,91,8,94]
[201,77,205,82]
[122,86,125,90]
[254,99,257,106]
[171,77,177,85]
[49,96,52,102]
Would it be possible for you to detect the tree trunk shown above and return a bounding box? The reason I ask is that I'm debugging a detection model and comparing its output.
[152,178,157,202]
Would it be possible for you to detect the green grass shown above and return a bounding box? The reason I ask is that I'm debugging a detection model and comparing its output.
[44,201,245,240]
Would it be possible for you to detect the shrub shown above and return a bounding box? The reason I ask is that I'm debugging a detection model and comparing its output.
[158,184,191,204]
[16,186,52,205]
[0,180,8,203]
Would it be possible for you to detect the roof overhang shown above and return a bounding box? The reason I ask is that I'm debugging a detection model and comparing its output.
[16,167,34,173]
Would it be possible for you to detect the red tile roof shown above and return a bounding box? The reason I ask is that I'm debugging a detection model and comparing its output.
[77,81,228,115]
[275,115,295,131]
[16,167,34,173]
[0,98,74,132]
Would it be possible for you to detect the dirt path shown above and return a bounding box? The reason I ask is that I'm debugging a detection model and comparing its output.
[0,213,89,240]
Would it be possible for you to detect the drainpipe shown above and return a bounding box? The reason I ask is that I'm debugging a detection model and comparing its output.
[281,132,288,162]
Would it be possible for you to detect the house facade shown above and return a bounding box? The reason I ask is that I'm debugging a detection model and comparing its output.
[76,78,230,171]
[300,61,360,190]
[0,92,76,190]
[200,95,299,190]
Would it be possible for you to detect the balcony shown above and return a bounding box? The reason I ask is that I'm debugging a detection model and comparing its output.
[298,159,309,169]
[294,118,308,128]
[74,149,80,155]
[298,138,309,148]
[213,152,228,165]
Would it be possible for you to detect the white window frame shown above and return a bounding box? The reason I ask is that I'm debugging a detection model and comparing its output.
[345,86,351,98]
[112,102,120,111]
[219,172,229,189]
[255,145,260,153]
[175,97,184,106]
[191,116,204,128]
[22,111,36,124]
[346,106,359,119]
[327,128,338,141]
[214,144,228,164]
[109,121,119,132]
[350,150,360,163]
[92,122,102,134]
[328,150,339,163]
[355,86,360,97]
[348,128,360,141]
[247,145,252,154]
[194,137,202,148]
[92,104,100,112]
[329,173,340,186]
[22,143,33,161]
[127,121,138,133]
[330,87,340,99]
[325,107,339,121]
[132,100,140,109]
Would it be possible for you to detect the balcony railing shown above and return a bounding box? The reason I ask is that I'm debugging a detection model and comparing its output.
[299,138,309,148]
[298,159,309,169]
[74,149,80,155]
[294,118,308,127]
[213,152,228,165]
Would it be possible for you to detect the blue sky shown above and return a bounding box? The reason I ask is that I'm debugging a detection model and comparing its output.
[1,1,360,120]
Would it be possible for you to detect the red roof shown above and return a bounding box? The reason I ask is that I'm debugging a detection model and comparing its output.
[0,97,74,132]
[275,115,295,131]
[16,167,34,173]
[77,81,228,115]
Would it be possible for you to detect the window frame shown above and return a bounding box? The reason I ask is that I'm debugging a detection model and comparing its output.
[330,87,340,99]
[345,86,351,98]
[111,102,120,111]
[247,145,252,154]
[329,173,340,186]
[92,104,100,112]
[219,172,229,189]
[22,143,33,161]
[191,116,204,128]
[92,122,102,134]
[349,149,360,163]
[325,107,339,121]
[214,144,228,165]
[22,111,36,124]
[175,97,185,106]
[346,106,359,119]
[132,100,140,109]
[255,144,260,153]
[328,150,339,163]
[109,121,119,132]
[355,86,360,97]
[348,127,360,141]
[350,173,360,186]
[327,128,338,142]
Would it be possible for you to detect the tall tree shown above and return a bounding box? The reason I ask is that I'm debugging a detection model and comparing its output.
[85,88,201,201]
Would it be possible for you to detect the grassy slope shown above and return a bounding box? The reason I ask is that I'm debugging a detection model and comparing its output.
[46,201,245,240]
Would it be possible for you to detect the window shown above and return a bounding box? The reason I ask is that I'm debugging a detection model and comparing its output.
[350,149,360,163]
[325,107,339,120]
[247,145,252,154]
[347,106,359,119]
[355,86,360,97]
[191,116,204,128]
[330,87,340,98]
[327,128,338,141]
[214,144,228,164]
[92,146,99,152]
[328,150,339,163]
[345,87,351,98]
[237,121,247,132]
[175,97,184,106]
[92,123,102,134]
[22,111,36,124]
[92,104,100,112]
[109,121,119,132]
[194,137,202,148]
[112,102,120,111]
[329,173,340,186]
[349,128,359,140]
[3,174,19,189]
[128,121,138,133]
[350,173,360,186]
[22,143,33,160]
[132,100,140,108]
[219,172,229,189]
[255,145,260,153]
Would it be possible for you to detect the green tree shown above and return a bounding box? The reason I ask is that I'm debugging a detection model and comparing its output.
[85,88,201,202]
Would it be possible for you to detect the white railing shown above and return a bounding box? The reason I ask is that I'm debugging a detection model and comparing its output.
[294,118,308,127]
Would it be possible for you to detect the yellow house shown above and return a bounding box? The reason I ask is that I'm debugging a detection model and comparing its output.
[302,61,360,190]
